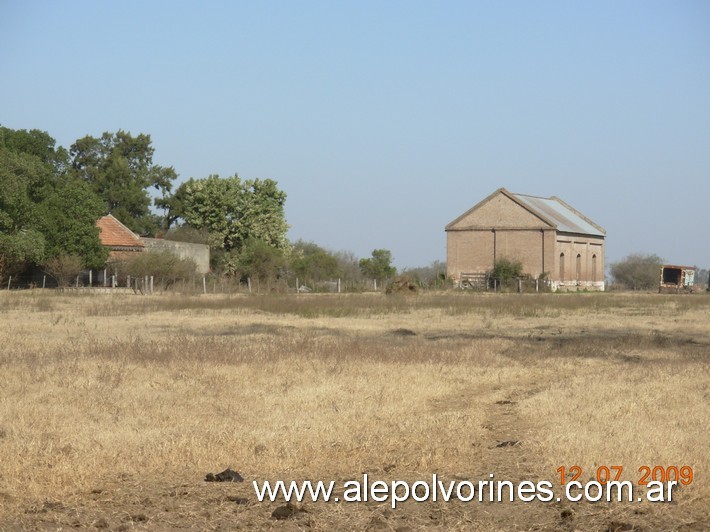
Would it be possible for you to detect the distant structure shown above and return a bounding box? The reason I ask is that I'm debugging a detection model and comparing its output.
[96,215,210,281]
[96,214,145,261]
[141,237,210,274]
[659,265,695,294]
[446,188,606,291]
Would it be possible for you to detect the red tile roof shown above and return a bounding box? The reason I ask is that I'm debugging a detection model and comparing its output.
[96,215,144,248]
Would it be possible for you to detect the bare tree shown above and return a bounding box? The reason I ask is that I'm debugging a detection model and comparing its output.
[45,254,84,288]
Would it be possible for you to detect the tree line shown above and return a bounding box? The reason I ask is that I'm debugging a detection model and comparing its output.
[2,125,447,289]
[5,123,707,293]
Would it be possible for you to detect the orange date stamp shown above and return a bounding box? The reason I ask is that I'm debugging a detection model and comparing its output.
[557,465,694,486]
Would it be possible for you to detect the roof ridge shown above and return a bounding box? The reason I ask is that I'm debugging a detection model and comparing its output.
[511,192,551,200]
[96,215,145,248]
[549,196,606,235]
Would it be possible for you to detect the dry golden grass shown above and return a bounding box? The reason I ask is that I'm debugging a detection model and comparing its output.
[0,290,708,530]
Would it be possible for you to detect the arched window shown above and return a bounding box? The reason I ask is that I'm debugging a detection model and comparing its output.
[592,254,597,282]
[576,254,582,282]
[559,253,565,282]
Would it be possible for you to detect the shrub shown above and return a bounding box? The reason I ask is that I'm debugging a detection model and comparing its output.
[290,240,341,283]
[45,253,84,288]
[120,251,197,287]
[228,238,286,282]
[611,253,663,290]
[491,258,523,281]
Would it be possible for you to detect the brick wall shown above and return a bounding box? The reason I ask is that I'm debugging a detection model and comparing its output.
[553,234,605,290]
[446,191,605,290]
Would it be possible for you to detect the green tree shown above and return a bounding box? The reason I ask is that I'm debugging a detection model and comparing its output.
[0,126,69,175]
[168,175,289,271]
[0,127,108,275]
[0,229,45,282]
[34,178,108,269]
[611,253,663,290]
[359,249,396,282]
[291,240,341,282]
[0,146,48,279]
[163,225,210,244]
[70,130,177,235]
[230,238,286,281]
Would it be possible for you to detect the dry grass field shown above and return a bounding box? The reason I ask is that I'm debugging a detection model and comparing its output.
[0,290,708,531]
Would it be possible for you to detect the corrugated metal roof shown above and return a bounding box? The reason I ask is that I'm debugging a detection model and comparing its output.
[512,193,605,236]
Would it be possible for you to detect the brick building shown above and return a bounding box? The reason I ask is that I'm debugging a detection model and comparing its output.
[446,188,606,291]
[96,214,210,275]
[96,214,145,261]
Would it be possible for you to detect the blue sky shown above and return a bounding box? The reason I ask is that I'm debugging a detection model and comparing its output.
[1,1,709,269]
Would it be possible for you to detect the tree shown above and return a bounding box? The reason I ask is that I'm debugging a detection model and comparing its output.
[334,250,362,282]
[34,178,108,269]
[70,130,177,235]
[163,225,210,245]
[359,249,396,282]
[611,253,664,290]
[45,253,84,288]
[229,238,286,281]
[167,175,289,271]
[401,260,447,288]
[290,240,341,282]
[0,229,45,282]
[0,126,69,175]
[0,126,108,279]
[0,146,48,280]
[695,268,709,289]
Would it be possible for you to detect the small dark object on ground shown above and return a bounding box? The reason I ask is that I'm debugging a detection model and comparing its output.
[205,468,244,482]
[391,328,416,336]
[606,522,638,532]
[271,502,306,520]
[225,496,250,505]
[386,275,419,295]
[495,400,516,405]
[496,440,520,448]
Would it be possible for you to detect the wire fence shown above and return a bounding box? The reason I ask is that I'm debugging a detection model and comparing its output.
[3,270,547,295]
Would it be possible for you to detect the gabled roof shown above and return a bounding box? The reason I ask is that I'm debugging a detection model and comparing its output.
[96,214,144,248]
[446,188,605,237]
[512,192,605,236]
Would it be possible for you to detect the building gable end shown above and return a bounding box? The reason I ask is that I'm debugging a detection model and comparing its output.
[446,188,554,231]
